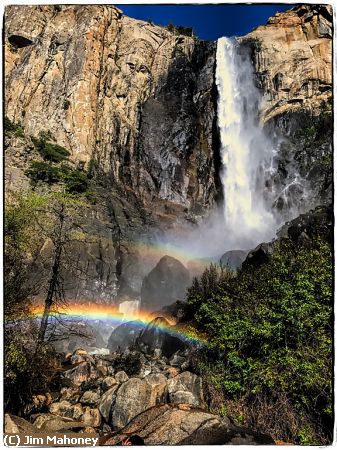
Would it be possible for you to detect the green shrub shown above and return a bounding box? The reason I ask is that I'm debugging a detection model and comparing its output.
[4,116,25,137]
[26,161,61,184]
[62,168,89,194]
[186,238,333,444]
[32,133,70,163]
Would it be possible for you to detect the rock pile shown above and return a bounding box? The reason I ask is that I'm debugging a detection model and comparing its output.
[5,346,275,445]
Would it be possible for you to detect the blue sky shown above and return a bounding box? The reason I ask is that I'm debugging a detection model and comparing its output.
[118,4,293,40]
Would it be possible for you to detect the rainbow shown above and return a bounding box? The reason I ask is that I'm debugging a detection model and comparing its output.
[30,303,208,346]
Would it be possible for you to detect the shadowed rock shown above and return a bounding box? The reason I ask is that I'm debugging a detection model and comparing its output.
[107,321,147,353]
[141,256,190,312]
[220,250,249,271]
[136,317,187,358]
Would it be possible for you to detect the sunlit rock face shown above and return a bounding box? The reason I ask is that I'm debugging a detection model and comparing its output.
[243,4,332,122]
[4,4,218,216]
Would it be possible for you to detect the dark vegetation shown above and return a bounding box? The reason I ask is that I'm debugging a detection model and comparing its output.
[5,116,25,138]
[16,130,96,200]
[166,22,194,37]
[185,235,333,444]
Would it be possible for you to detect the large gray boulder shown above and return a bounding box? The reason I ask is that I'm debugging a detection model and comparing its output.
[98,385,120,423]
[111,373,168,430]
[141,255,190,311]
[167,371,204,407]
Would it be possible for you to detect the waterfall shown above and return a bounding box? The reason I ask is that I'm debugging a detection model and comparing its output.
[215,37,277,249]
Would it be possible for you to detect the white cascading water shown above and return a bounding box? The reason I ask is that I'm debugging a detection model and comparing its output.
[215,37,278,249]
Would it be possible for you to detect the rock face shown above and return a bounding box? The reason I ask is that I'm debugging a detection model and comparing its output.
[4,4,332,307]
[242,204,333,270]
[141,256,190,311]
[240,5,333,216]
[5,5,218,215]
[243,4,332,122]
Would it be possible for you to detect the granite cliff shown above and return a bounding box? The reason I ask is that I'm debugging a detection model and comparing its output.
[4,4,333,303]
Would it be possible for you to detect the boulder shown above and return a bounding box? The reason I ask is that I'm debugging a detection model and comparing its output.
[49,400,83,420]
[80,390,101,406]
[102,376,118,392]
[81,407,101,427]
[220,250,248,271]
[32,414,86,432]
[60,387,81,403]
[111,374,168,429]
[101,404,274,445]
[167,371,204,407]
[107,321,147,352]
[136,317,187,358]
[242,242,275,269]
[5,414,38,434]
[114,371,129,383]
[141,256,190,311]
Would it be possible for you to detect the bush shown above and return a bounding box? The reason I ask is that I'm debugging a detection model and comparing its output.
[62,168,89,194]
[32,133,70,163]
[26,161,61,184]
[186,238,333,444]
[4,116,25,138]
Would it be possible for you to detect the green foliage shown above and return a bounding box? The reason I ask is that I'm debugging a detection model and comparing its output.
[26,160,92,197]
[5,191,47,321]
[186,238,333,444]
[4,116,25,138]
[32,133,70,163]
[166,22,194,37]
[62,167,89,194]
[5,323,59,415]
[26,161,61,184]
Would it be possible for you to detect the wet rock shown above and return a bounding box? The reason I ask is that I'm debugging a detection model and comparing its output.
[242,242,275,269]
[136,317,187,358]
[101,403,275,445]
[111,374,168,429]
[141,256,190,312]
[167,371,204,407]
